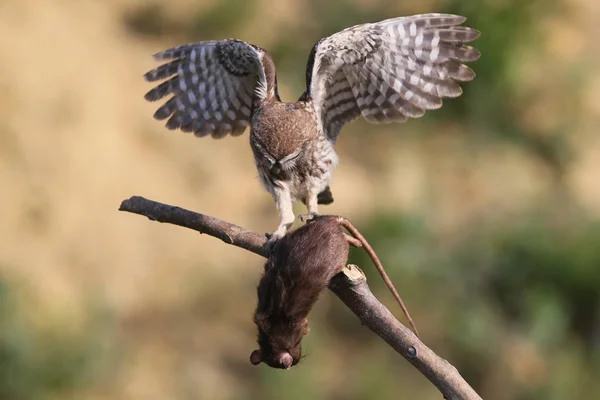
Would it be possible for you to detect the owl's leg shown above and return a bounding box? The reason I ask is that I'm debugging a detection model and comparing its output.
[266,185,295,246]
[299,190,320,223]
[306,190,319,215]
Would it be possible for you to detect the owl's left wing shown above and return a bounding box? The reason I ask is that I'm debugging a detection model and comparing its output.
[144,40,269,139]
[304,13,481,142]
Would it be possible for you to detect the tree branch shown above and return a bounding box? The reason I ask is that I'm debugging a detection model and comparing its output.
[119,195,482,400]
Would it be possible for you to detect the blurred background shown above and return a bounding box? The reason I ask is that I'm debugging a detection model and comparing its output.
[0,0,599,399]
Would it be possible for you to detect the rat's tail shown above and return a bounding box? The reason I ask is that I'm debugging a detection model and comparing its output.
[336,216,420,338]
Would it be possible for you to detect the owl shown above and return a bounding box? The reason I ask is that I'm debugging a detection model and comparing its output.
[143,13,480,246]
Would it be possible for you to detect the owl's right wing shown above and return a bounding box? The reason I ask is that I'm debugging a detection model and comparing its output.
[304,14,481,143]
[144,39,269,138]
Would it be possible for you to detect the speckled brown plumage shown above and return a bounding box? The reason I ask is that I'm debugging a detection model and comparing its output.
[143,13,481,241]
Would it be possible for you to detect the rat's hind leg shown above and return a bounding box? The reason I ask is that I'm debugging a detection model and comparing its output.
[344,234,362,247]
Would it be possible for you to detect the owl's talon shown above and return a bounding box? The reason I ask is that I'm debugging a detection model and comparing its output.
[264,233,284,253]
[298,212,318,223]
[264,224,288,253]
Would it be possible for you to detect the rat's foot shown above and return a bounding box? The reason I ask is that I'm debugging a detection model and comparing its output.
[298,212,318,223]
[344,233,362,248]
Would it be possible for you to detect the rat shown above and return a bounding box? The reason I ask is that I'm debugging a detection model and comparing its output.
[250,215,418,369]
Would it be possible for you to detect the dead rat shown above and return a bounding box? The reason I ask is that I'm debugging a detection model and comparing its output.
[250,215,418,369]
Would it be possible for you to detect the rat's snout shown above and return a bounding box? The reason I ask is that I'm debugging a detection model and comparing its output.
[249,349,294,369]
[274,352,293,369]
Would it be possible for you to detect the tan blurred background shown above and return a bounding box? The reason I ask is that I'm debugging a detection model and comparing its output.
[0,0,599,399]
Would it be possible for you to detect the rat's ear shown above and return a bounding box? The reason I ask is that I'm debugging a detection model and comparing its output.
[250,349,262,365]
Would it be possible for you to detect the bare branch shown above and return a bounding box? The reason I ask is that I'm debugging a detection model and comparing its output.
[119,195,482,400]
[330,266,480,400]
[119,196,267,256]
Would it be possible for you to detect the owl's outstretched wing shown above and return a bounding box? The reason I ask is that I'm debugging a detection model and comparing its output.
[304,14,481,142]
[144,39,269,138]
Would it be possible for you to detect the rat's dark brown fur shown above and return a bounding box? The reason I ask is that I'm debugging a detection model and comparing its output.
[251,216,348,369]
[250,214,419,369]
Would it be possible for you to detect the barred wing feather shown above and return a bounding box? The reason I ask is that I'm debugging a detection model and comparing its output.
[306,13,481,142]
[144,40,267,139]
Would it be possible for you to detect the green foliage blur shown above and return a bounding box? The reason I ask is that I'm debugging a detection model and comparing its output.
[2,0,598,399]
[0,281,115,400]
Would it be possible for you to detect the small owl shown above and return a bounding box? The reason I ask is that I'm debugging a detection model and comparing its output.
[144,13,480,245]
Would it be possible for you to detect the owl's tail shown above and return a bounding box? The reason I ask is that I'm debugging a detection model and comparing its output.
[317,186,334,205]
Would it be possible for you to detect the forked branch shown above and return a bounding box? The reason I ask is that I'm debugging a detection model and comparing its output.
[119,195,481,400]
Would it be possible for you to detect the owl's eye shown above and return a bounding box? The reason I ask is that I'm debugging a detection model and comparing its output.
[279,148,304,166]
